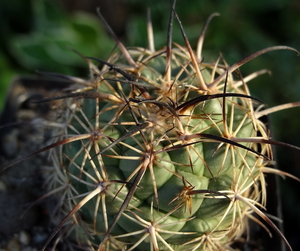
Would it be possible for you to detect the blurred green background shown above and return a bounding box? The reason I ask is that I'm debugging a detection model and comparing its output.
[0,0,299,250]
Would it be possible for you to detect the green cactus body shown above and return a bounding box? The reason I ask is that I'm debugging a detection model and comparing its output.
[46,44,265,250]
[35,8,300,251]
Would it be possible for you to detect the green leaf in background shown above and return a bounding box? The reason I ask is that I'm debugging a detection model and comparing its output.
[9,1,113,74]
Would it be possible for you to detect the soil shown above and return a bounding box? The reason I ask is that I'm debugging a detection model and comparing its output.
[0,77,72,251]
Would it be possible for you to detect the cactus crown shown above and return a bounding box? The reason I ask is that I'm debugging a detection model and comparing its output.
[3,2,300,251]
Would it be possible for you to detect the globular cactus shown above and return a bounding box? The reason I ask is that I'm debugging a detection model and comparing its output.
[4,2,300,251]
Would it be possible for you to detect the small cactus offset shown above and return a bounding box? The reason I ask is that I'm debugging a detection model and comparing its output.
[4,2,300,251]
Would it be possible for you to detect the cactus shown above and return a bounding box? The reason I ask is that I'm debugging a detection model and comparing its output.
[4,2,300,251]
